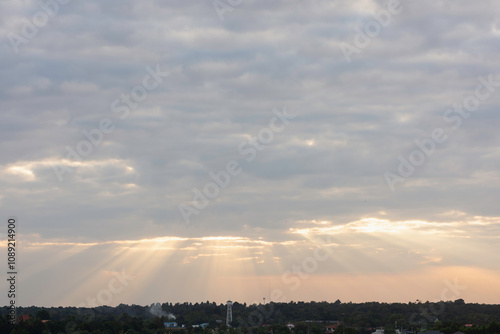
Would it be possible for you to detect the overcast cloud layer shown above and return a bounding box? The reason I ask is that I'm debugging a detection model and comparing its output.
[1,0,500,307]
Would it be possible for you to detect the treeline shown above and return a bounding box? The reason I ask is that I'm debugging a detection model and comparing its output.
[1,299,500,334]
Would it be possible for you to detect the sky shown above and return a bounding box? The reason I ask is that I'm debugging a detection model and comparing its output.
[1,0,500,309]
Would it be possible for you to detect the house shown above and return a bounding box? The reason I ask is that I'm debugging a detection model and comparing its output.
[325,323,340,334]
[193,323,209,329]
[18,315,31,322]
[164,322,178,328]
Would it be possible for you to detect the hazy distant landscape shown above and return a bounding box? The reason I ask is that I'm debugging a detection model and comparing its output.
[2,300,500,333]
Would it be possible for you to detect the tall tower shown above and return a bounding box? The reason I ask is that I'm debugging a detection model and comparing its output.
[226,300,233,327]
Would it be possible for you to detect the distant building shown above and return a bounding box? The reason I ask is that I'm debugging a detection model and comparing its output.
[325,323,340,334]
[226,301,233,326]
[193,323,209,329]
[18,315,31,322]
[164,322,178,328]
